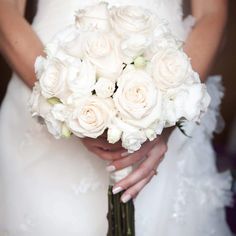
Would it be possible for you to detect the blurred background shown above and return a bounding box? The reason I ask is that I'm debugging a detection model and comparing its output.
[0,0,236,233]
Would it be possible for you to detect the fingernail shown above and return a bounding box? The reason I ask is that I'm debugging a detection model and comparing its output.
[112,186,123,194]
[121,194,132,203]
[106,165,116,172]
[121,151,130,157]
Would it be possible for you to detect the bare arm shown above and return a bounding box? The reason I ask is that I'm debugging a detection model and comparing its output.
[0,0,44,87]
[184,0,228,82]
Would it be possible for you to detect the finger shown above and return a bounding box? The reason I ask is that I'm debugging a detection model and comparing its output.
[107,138,158,171]
[91,147,126,161]
[107,153,146,172]
[120,169,156,203]
[83,137,123,151]
[112,144,166,193]
[100,140,123,151]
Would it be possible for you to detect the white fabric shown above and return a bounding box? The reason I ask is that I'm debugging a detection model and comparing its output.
[0,0,232,235]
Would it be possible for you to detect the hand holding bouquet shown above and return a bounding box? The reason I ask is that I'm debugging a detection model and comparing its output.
[29,2,210,235]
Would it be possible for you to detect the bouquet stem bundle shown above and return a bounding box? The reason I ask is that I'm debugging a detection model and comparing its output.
[107,186,135,236]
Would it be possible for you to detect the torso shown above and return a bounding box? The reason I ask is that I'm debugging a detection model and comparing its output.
[32,0,189,45]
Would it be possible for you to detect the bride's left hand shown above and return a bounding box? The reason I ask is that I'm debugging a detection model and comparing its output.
[109,128,173,203]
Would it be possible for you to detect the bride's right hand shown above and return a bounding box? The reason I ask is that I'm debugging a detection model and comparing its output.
[81,136,127,161]
[81,133,161,164]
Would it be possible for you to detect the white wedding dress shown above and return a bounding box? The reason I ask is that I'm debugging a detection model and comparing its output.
[0,0,233,235]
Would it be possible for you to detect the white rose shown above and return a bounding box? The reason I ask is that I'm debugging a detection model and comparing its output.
[44,26,80,59]
[163,83,211,125]
[121,35,151,63]
[51,103,71,138]
[153,20,170,38]
[29,83,67,139]
[151,47,193,90]
[110,5,157,38]
[122,130,147,153]
[49,25,78,50]
[67,96,115,138]
[145,128,157,141]
[44,113,63,139]
[75,2,111,31]
[181,83,210,121]
[29,82,52,118]
[107,125,122,144]
[145,33,182,60]
[38,58,70,101]
[67,59,96,98]
[144,121,164,141]
[79,32,123,79]
[44,42,60,59]
[95,77,115,98]
[113,68,163,129]
[51,103,70,122]
[55,48,82,66]
[62,36,83,59]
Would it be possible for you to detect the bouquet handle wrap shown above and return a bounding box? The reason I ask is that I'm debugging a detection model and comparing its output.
[109,166,133,186]
[107,166,135,236]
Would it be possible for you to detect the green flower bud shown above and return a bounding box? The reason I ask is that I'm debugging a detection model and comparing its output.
[134,56,147,69]
[61,123,72,138]
[47,97,62,105]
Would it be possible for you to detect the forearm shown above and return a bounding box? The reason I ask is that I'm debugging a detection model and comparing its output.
[184,0,228,82]
[0,0,44,88]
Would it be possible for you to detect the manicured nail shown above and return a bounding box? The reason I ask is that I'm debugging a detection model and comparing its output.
[112,186,123,194]
[121,151,129,157]
[106,165,116,172]
[121,194,132,203]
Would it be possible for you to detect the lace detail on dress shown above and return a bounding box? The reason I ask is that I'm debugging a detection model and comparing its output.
[171,160,188,223]
[71,179,103,195]
[205,76,225,134]
[70,168,106,195]
[19,122,47,152]
[171,159,232,223]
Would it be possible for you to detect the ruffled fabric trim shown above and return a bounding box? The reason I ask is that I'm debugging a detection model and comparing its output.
[135,76,233,236]
[170,76,233,231]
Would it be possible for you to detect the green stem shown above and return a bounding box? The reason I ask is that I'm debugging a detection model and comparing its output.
[117,194,122,236]
[126,201,132,235]
[107,186,135,236]
[107,186,114,236]
[121,199,126,235]
[114,193,119,236]
[130,200,135,235]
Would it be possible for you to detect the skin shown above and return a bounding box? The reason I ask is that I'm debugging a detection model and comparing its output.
[0,0,44,87]
[0,0,228,203]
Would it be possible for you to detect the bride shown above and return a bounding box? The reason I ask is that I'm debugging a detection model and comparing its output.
[0,0,232,235]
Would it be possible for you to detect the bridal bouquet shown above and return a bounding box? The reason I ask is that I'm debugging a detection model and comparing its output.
[29,2,210,235]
